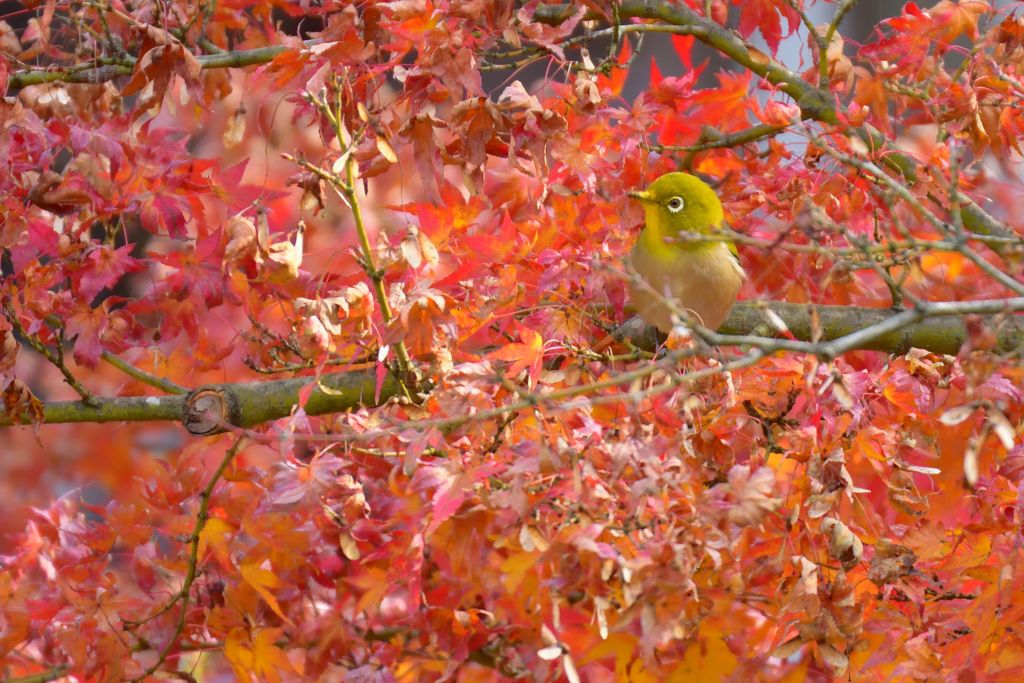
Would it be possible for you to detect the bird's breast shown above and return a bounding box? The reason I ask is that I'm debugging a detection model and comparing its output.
[629,234,744,333]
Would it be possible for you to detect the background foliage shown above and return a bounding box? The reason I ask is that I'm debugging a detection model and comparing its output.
[3,0,1024,680]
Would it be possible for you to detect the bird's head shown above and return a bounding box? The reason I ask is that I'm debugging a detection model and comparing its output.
[628,172,725,238]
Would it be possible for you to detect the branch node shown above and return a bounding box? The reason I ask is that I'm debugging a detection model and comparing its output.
[182,387,240,436]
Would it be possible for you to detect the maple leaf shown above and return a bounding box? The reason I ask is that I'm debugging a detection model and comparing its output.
[121,25,202,117]
[26,170,92,214]
[672,35,696,70]
[0,326,16,378]
[75,244,144,300]
[64,300,110,367]
[239,561,293,624]
[821,516,864,570]
[3,379,44,426]
[868,539,918,584]
[734,0,801,54]
[928,0,989,44]
[414,457,503,536]
[197,517,235,570]
[400,112,443,201]
[225,627,300,683]
[346,566,392,615]
[486,322,545,385]
[692,71,757,133]
[257,221,305,284]
[138,192,187,238]
[517,3,586,60]
[721,464,781,526]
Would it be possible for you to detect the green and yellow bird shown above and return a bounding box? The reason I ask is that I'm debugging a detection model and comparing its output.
[628,172,745,333]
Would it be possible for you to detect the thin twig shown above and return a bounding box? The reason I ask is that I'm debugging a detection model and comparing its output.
[126,437,246,682]
[101,352,188,395]
[3,300,96,405]
[808,134,1024,296]
[649,122,788,153]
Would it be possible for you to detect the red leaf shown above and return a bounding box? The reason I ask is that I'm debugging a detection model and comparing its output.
[734,0,800,54]
[139,193,187,238]
[650,55,663,88]
[671,34,695,71]
[65,302,109,367]
[76,245,143,300]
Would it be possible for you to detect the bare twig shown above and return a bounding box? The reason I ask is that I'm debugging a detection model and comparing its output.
[649,123,787,153]
[3,300,95,405]
[101,352,188,395]
[126,438,246,682]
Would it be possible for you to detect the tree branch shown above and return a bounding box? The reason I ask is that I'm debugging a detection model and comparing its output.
[620,299,1024,356]
[534,0,1020,241]
[3,668,70,683]
[7,43,299,91]
[126,438,245,682]
[5,301,1022,429]
[535,0,820,103]
[0,366,407,428]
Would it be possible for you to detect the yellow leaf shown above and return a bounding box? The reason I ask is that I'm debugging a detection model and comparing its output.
[197,518,234,570]
[347,566,390,615]
[580,633,637,671]
[919,251,965,282]
[500,551,538,593]
[239,562,293,624]
[376,134,398,163]
[666,633,738,682]
[224,627,299,683]
[224,628,254,681]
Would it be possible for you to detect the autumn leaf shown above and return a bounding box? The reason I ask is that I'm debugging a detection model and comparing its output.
[2,379,44,426]
[928,0,988,43]
[868,539,918,584]
[224,627,300,683]
[64,301,110,367]
[486,322,545,385]
[239,562,293,624]
[719,464,781,526]
[76,245,143,299]
[121,25,202,116]
[734,0,801,54]
[197,517,234,570]
[821,516,864,570]
[7,0,1024,680]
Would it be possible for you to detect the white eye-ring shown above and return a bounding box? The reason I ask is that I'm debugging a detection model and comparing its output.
[666,196,685,213]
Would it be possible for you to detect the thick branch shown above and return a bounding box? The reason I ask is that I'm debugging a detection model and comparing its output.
[724,300,1024,355]
[535,0,1018,241]
[618,300,1024,356]
[0,367,406,428]
[535,0,821,104]
[7,44,296,91]
[6,302,1023,429]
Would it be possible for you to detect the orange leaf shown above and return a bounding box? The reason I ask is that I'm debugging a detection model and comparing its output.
[929,0,989,43]
[487,322,544,384]
[197,517,234,570]
[225,627,299,683]
[239,562,293,624]
[347,566,391,615]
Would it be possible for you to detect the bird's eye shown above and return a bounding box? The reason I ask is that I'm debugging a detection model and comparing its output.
[666,196,685,213]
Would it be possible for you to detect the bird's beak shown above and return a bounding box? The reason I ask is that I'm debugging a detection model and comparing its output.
[628,190,655,202]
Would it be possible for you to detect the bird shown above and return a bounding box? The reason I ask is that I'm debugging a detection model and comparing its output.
[628,172,745,334]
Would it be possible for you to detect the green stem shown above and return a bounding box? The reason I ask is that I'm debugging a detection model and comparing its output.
[128,438,245,682]
[101,352,188,394]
